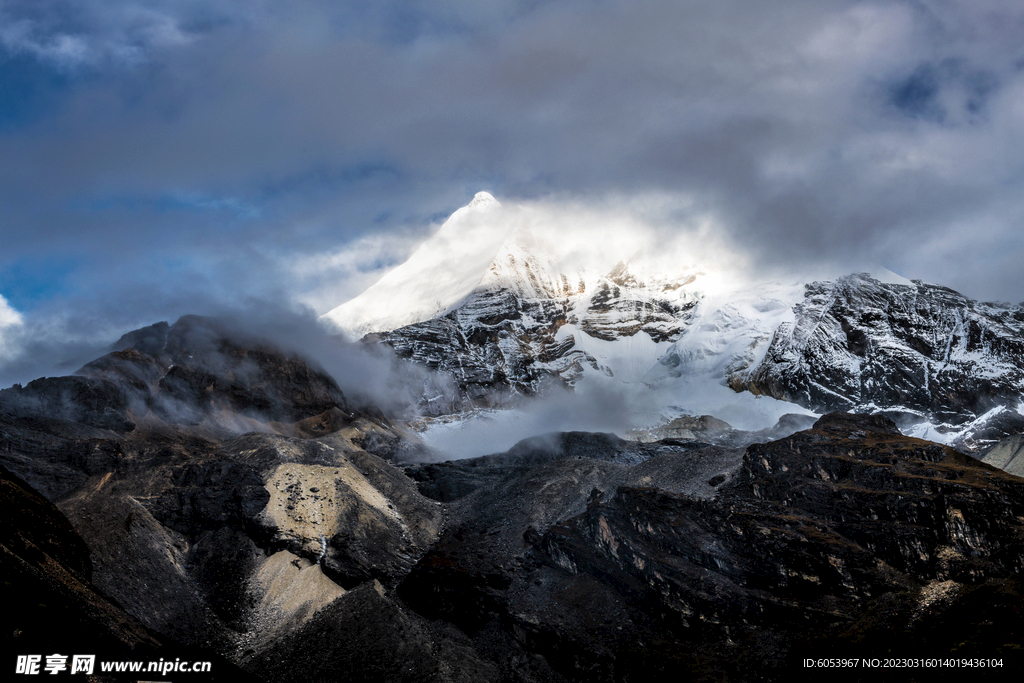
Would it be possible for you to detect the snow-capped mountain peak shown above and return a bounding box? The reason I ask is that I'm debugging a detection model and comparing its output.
[322,193,1024,453]
[321,192,507,338]
[466,191,499,209]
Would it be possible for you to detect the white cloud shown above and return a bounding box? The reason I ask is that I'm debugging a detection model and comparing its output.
[801,4,916,65]
[0,295,25,365]
[286,229,429,315]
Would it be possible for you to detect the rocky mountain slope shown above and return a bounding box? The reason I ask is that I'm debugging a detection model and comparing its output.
[0,462,253,681]
[400,413,1024,681]
[981,434,1024,478]
[3,319,1024,680]
[0,317,447,679]
[326,193,703,413]
[0,315,352,439]
[323,195,1024,452]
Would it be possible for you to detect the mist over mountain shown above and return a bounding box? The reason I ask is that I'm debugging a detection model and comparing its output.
[319,194,1024,458]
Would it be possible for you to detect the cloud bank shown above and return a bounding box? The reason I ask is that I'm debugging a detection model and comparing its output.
[3,0,1024,384]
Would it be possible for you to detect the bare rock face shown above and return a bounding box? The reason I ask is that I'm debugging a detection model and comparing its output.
[981,433,1024,478]
[241,580,502,683]
[114,315,351,428]
[1,315,353,439]
[45,427,444,656]
[222,431,442,588]
[0,375,136,432]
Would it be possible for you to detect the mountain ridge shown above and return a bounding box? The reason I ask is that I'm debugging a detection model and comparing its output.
[323,194,1024,452]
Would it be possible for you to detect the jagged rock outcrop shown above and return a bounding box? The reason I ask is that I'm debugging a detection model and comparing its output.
[405,271,1024,450]
[741,275,1024,449]
[375,254,697,413]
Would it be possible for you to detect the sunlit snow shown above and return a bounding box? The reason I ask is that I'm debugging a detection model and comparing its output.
[321,192,506,337]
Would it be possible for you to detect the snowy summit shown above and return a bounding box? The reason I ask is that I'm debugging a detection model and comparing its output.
[321,192,505,338]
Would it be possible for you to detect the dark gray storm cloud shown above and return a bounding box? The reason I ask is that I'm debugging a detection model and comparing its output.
[3,0,1024,380]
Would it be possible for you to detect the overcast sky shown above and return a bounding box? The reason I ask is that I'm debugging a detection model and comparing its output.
[2,0,1024,381]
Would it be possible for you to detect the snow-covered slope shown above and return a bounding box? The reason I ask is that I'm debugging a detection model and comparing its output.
[321,192,505,337]
[324,194,1024,452]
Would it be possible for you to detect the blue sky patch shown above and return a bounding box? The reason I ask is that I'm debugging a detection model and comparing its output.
[888,60,998,124]
[0,255,81,311]
[0,52,71,130]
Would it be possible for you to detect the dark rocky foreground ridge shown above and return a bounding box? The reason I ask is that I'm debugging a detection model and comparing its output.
[400,415,1024,681]
[2,318,1024,681]
[0,462,253,681]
